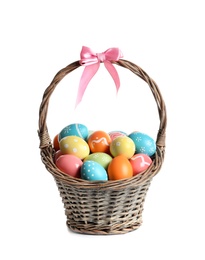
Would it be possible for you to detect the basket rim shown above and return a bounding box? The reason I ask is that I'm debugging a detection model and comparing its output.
[38,59,167,187]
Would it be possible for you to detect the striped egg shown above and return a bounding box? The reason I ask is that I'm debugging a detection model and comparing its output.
[59,123,88,141]
[109,131,127,141]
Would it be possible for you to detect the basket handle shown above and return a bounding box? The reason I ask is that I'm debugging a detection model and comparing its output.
[38,59,166,157]
[115,60,167,151]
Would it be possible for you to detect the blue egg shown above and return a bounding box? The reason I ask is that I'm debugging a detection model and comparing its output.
[59,123,88,141]
[81,161,108,181]
[128,131,156,156]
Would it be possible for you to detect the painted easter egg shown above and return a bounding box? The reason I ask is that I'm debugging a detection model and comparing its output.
[53,134,60,151]
[55,154,83,178]
[54,150,63,162]
[107,155,133,180]
[81,161,108,181]
[59,136,90,159]
[59,123,88,141]
[109,131,127,141]
[129,153,152,176]
[110,136,135,159]
[128,131,156,156]
[84,152,113,169]
[87,130,111,153]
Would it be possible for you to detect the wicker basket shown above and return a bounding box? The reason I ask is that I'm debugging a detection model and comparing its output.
[38,58,167,235]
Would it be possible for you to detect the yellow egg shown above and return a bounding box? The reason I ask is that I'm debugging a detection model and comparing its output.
[59,136,90,159]
[110,136,135,159]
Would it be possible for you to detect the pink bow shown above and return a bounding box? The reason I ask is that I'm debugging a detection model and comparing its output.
[75,46,123,107]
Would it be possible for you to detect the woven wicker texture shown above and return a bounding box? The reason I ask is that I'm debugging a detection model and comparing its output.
[38,59,167,235]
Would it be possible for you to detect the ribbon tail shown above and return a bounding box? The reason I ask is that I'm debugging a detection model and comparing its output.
[104,61,120,92]
[75,63,100,108]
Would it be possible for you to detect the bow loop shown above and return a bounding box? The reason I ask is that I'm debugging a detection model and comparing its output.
[80,46,98,65]
[76,46,123,107]
[103,48,123,61]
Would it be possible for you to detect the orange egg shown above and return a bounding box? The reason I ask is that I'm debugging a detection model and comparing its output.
[87,130,111,153]
[53,134,60,151]
[107,155,133,180]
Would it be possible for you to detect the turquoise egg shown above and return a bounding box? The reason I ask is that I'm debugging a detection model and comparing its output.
[81,161,108,181]
[128,131,156,156]
[59,123,88,141]
[84,152,113,169]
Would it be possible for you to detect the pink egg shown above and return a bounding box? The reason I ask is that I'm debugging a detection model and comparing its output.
[129,153,152,176]
[55,154,83,178]
[109,131,127,141]
[54,150,63,162]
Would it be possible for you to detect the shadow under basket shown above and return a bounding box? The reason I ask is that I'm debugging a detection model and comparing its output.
[38,59,167,235]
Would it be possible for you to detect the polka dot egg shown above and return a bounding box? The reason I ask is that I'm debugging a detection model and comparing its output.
[81,161,108,181]
[59,136,90,159]
[110,136,135,159]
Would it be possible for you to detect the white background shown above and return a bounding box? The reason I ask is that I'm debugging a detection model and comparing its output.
[1,0,205,259]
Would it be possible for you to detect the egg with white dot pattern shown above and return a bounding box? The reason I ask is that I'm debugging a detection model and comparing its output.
[81,161,108,181]
[59,123,88,141]
[128,131,156,156]
[59,136,90,159]
[110,136,135,159]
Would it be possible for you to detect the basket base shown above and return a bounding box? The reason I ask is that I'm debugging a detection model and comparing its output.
[55,177,151,235]
[66,219,142,235]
